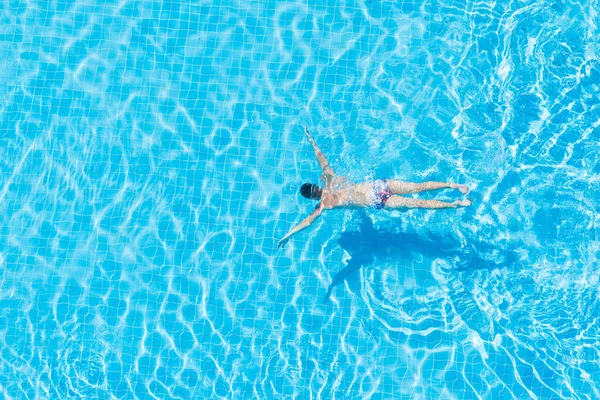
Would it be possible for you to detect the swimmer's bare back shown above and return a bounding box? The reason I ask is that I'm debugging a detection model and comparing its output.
[276,127,472,248]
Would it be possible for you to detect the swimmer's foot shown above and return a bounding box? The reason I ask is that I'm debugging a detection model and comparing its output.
[450,183,470,195]
[453,199,472,207]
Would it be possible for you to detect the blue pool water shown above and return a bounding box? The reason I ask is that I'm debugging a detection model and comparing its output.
[1,0,599,398]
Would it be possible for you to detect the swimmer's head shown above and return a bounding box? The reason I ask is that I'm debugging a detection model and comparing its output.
[300,183,322,200]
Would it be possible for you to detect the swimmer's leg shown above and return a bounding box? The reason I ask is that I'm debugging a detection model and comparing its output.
[386,180,469,195]
[386,196,471,209]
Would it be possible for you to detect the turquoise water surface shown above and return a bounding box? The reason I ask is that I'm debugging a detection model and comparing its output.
[1,0,600,398]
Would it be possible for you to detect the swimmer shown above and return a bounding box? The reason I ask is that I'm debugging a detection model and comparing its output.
[277,127,472,248]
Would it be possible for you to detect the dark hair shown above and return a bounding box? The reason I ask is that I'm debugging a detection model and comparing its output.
[300,183,319,199]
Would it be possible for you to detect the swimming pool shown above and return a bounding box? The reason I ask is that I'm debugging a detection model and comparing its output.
[1,0,599,398]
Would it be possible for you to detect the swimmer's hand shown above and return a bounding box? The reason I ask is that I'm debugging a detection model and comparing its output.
[277,237,290,249]
[304,126,315,143]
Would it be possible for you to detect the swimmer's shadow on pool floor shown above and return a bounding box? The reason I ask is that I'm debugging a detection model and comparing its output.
[324,211,522,303]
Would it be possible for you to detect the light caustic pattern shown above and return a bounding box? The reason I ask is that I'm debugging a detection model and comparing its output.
[0,0,599,398]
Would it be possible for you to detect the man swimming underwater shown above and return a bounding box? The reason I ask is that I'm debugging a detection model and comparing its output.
[277,128,472,248]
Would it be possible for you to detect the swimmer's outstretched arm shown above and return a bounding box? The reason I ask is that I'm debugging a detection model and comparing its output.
[277,206,323,248]
[304,127,335,177]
